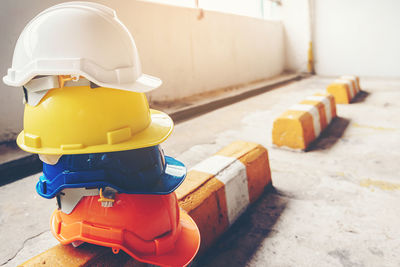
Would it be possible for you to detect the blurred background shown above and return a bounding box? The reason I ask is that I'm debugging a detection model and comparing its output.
[1,0,400,143]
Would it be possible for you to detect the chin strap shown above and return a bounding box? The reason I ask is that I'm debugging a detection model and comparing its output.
[58,74,82,88]
[23,75,99,106]
[57,187,117,214]
[98,187,116,207]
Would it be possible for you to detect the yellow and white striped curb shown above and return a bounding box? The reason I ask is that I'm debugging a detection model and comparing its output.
[327,75,361,104]
[188,155,249,225]
[336,79,356,98]
[341,75,361,92]
[176,141,272,252]
[272,93,337,150]
[306,95,333,123]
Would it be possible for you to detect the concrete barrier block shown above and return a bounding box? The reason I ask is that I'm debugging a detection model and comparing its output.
[327,76,360,104]
[341,75,361,92]
[272,93,336,150]
[176,140,272,252]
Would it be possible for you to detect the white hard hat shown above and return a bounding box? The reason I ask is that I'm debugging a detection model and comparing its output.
[3,2,161,94]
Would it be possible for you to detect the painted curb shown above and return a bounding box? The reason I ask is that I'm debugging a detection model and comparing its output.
[20,141,272,266]
[272,93,337,150]
[327,75,361,104]
[176,140,272,252]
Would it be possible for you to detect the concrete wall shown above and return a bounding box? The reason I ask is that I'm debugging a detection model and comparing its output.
[314,0,400,77]
[281,0,310,73]
[0,0,285,143]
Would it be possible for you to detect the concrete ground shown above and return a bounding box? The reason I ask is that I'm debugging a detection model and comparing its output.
[1,76,400,266]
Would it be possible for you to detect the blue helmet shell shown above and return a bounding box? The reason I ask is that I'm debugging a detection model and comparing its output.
[37,145,186,198]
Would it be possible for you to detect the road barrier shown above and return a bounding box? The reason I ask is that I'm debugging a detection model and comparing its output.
[272,93,337,150]
[327,75,361,104]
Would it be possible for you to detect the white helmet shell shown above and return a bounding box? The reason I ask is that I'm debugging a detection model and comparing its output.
[3,2,161,92]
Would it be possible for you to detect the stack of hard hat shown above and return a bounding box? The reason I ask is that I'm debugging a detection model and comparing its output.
[3,2,200,266]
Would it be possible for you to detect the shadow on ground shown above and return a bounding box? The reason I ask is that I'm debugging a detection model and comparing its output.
[352,90,370,103]
[307,117,350,151]
[0,155,42,186]
[194,187,287,267]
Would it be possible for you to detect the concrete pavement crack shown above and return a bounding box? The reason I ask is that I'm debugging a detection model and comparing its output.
[0,230,49,266]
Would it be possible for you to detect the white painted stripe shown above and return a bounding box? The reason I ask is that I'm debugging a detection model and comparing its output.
[341,76,359,92]
[289,104,321,137]
[306,96,332,124]
[341,75,356,80]
[215,160,250,225]
[191,153,251,225]
[335,79,354,98]
[191,155,237,175]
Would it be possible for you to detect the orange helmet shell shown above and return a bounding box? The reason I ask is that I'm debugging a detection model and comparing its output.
[51,192,200,267]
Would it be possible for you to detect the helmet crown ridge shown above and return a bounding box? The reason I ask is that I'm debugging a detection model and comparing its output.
[42,2,117,17]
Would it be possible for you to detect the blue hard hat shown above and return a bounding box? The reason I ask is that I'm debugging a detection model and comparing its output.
[36,146,186,199]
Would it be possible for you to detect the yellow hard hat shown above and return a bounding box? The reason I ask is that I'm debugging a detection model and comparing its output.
[17,86,173,155]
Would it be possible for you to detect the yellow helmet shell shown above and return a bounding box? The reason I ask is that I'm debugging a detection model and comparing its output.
[17,86,173,155]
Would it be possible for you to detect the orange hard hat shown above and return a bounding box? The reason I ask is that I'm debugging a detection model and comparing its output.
[50,192,200,267]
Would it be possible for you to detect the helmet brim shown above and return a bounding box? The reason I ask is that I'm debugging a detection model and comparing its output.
[37,155,186,199]
[142,155,187,194]
[51,209,200,267]
[131,73,162,92]
[3,72,162,93]
[90,73,162,93]
[137,210,201,267]
[17,109,173,155]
